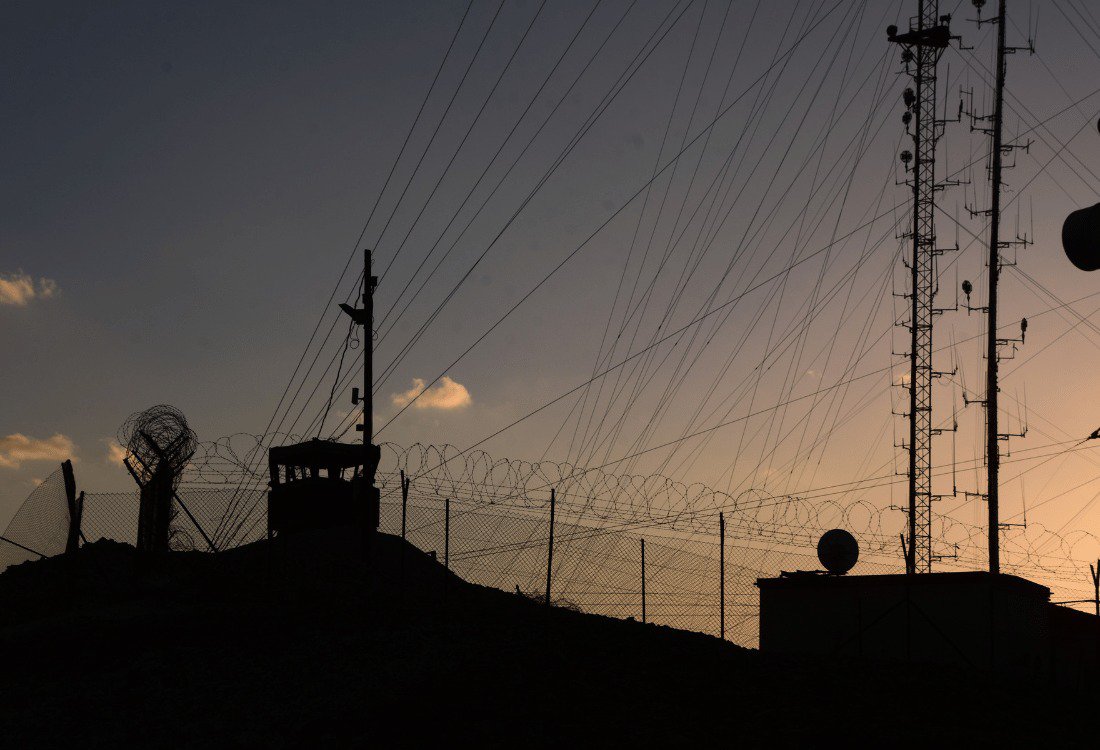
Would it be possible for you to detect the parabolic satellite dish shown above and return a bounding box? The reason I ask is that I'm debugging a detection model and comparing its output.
[1063,202,1100,271]
[817,529,858,575]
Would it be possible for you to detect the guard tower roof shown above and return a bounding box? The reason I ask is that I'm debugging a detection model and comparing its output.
[268,439,367,469]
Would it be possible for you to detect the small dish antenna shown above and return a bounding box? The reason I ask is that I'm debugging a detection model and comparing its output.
[817,529,859,575]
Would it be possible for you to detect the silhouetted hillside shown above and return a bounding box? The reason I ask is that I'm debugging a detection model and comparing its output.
[0,532,1095,747]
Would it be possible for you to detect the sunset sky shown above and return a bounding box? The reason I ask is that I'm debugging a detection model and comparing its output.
[4,0,1100,568]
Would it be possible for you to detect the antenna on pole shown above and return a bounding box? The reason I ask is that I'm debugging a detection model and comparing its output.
[340,249,381,556]
[888,1,958,574]
[966,0,1033,575]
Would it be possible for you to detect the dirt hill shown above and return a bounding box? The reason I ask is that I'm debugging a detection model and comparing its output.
[0,530,1094,747]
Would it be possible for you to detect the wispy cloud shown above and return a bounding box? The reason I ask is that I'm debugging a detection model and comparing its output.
[392,376,472,411]
[104,441,129,467]
[0,433,75,469]
[0,272,58,306]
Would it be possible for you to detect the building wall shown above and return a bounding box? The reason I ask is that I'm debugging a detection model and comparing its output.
[758,572,1051,676]
[1048,605,1100,688]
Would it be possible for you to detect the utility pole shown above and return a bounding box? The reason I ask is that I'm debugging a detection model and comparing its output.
[888,4,954,574]
[985,0,1007,576]
[964,0,1032,575]
[341,250,381,551]
[360,250,376,447]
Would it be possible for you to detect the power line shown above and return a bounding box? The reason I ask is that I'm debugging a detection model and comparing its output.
[373,0,851,432]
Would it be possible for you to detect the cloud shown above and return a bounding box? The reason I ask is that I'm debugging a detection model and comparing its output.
[391,376,472,411]
[0,433,75,469]
[0,272,59,306]
[105,441,129,467]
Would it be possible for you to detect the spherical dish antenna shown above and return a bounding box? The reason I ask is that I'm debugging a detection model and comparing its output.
[817,529,859,575]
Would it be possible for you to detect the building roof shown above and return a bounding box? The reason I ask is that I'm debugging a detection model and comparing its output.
[756,570,1051,600]
[268,439,371,469]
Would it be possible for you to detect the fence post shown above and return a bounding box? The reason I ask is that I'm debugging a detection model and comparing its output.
[398,470,410,596]
[545,488,556,607]
[1092,561,1099,617]
[641,538,646,624]
[62,460,82,555]
[400,470,410,541]
[720,512,725,640]
[443,497,450,605]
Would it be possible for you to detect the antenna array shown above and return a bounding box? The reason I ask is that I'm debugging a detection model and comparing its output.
[888,3,959,574]
[961,0,1034,574]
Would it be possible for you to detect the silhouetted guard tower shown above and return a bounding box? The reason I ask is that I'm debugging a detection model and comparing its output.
[266,249,381,544]
[267,439,379,538]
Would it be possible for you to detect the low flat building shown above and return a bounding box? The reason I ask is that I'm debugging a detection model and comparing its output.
[756,571,1099,683]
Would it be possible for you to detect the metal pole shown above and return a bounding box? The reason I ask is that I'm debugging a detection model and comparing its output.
[342,249,379,563]
[62,459,82,555]
[444,497,450,572]
[986,0,1007,576]
[400,470,409,541]
[720,512,725,640]
[365,252,379,569]
[364,248,374,449]
[1091,561,1099,617]
[172,491,217,552]
[907,20,923,575]
[640,538,646,624]
[0,535,45,559]
[545,488,555,607]
[399,470,409,595]
[888,1,947,574]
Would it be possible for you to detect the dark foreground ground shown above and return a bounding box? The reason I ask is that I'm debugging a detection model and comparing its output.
[0,531,1095,747]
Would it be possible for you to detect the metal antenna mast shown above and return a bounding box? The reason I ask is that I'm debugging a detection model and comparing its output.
[341,250,382,549]
[985,0,1006,576]
[889,4,954,574]
[964,0,1032,575]
[362,251,376,447]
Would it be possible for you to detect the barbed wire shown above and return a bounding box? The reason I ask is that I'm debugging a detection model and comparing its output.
[182,432,305,485]
[370,443,1100,580]
[3,438,1099,643]
[180,436,1100,584]
[118,405,198,489]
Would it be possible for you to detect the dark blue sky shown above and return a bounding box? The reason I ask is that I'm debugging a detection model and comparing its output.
[2,1,479,499]
[3,0,1100,552]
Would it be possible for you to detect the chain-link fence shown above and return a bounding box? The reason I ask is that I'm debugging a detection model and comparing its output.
[3,454,1099,646]
[73,488,268,553]
[1,470,899,645]
[377,492,902,645]
[0,483,267,563]
[0,467,69,570]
